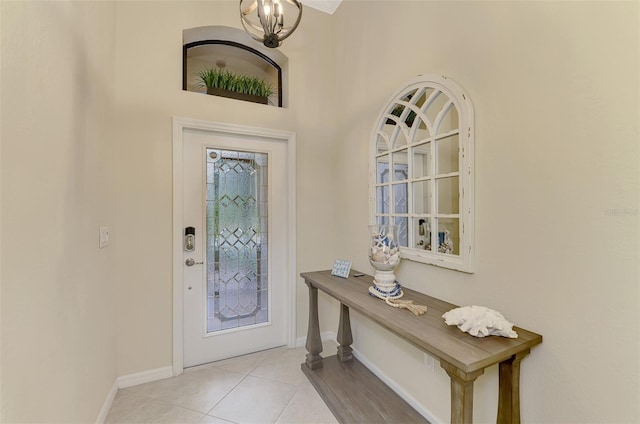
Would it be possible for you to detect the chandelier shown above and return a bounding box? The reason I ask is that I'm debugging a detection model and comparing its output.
[240,0,303,48]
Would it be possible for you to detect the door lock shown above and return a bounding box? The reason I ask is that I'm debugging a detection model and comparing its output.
[184,227,196,252]
[185,258,203,266]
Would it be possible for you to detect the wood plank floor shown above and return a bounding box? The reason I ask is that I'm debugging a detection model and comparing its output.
[301,355,430,424]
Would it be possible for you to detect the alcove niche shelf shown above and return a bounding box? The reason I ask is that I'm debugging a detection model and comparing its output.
[183,26,289,108]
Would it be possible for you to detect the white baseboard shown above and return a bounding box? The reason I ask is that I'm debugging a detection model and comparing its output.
[95,380,119,424]
[295,331,336,348]
[101,336,350,423]
[97,340,438,423]
[116,366,174,389]
[352,348,441,424]
[96,366,174,423]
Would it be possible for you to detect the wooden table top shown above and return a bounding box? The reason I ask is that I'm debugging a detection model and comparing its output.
[301,270,543,373]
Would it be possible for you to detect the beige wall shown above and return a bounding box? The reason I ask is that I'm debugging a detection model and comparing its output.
[1,1,638,423]
[1,1,118,422]
[332,1,639,423]
[112,1,339,376]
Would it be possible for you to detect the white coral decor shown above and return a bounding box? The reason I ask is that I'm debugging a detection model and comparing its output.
[442,306,518,338]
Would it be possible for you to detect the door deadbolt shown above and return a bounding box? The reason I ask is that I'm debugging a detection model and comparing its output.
[185,258,203,266]
[184,227,196,252]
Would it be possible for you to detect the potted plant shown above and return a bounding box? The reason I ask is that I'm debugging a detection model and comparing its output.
[196,67,274,105]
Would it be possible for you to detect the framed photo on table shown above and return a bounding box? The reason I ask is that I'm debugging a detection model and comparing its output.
[331,259,352,278]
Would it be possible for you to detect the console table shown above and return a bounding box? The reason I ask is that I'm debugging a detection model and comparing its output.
[301,270,542,424]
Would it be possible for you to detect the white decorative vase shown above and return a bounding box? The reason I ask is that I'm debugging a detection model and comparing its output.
[368,224,401,295]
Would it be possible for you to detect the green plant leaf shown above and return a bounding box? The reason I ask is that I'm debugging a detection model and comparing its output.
[196,67,274,99]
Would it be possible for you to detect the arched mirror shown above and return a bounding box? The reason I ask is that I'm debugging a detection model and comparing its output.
[370,75,475,272]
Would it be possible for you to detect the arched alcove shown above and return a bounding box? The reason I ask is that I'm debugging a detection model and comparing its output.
[183,26,289,107]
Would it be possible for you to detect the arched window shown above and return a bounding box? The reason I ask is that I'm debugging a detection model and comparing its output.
[183,26,288,107]
[370,75,475,272]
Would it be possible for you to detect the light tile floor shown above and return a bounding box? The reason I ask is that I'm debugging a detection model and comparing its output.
[105,341,339,424]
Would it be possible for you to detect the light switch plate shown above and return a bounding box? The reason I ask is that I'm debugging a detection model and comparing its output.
[99,226,110,248]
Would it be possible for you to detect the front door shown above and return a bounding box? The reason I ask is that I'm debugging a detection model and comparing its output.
[181,127,289,368]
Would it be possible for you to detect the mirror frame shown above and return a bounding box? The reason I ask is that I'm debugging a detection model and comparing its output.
[369,74,475,273]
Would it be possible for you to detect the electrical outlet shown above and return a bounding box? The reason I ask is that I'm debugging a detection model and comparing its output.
[99,226,110,248]
[423,353,435,372]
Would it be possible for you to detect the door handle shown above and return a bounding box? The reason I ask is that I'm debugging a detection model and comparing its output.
[185,258,203,266]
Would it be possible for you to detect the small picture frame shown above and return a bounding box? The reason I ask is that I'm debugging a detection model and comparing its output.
[331,259,352,279]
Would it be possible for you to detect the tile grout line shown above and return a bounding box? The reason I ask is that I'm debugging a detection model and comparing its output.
[272,382,301,424]
[204,351,272,418]
[120,360,264,420]
[109,346,325,424]
[205,351,305,423]
[107,388,208,423]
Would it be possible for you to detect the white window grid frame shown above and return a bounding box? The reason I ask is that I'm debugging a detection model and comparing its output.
[369,74,475,273]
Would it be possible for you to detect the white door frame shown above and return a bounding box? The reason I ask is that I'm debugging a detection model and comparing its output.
[172,117,297,375]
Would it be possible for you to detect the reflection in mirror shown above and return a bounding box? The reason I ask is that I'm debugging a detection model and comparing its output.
[412,142,432,178]
[393,183,409,246]
[395,90,417,120]
[395,216,409,247]
[404,89,419,101]
[401,100,417,128]
[380,124,395,149]
[404,110,417,128]
[412,118,429,142]
[387,103,406,124]
[437,218,460,255]
[412,181,431,214]
[376,157,390,183]
[393,126,409,148]
[413,88,434,110]
[436,103,459,135]
[392,183,408,215]
[377,216,390,225]
[437,176,459,214]
[425,91,449,125]
[392,152,409,181]
[376,134,389,154]
[376,185,389,214]
[414,218,431,251]
[436,134,459,174]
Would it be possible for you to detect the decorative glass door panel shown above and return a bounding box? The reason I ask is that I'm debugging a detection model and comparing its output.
[181,124,288,368]
[206,148,268,334]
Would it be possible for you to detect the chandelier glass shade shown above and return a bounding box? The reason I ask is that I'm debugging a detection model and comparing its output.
[240,0,303,48]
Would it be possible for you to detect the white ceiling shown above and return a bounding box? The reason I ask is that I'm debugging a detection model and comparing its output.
[300,0,342,15]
